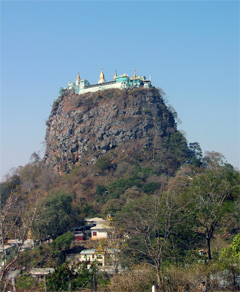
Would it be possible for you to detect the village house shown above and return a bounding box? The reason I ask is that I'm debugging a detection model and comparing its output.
[86,218,111,240]
[79,243,120,273]
[90,222,109,240]
[72,217,112,241]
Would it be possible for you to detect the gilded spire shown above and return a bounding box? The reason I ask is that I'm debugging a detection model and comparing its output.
[133,68,137,79]
[113,70,117,80]
[76,72,81,86]
[68,80,71,85]
[95,241,105,254]
[100,66,105,80]
[98,66,106,84]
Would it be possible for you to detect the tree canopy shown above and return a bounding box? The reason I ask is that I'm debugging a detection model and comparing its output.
[33,191,77,240]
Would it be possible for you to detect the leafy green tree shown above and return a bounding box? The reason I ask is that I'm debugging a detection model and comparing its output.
[47,263,74,291]
[81,202,96,218]
[169,131,188,160]
[52,231,75,251]
[72,262,98,291]
[47,262,99,291]
[33,191,76,240]
[15,232,75,272]
[189,142,202,166]
[188,165,239,260]
[101,199,124,216]
[52,231,75,264]
[106,176,142,200]
[221,233,240,263]
[220,233,240,289]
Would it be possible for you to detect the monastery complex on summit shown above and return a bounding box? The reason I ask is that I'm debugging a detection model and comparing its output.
[60,68,153,95]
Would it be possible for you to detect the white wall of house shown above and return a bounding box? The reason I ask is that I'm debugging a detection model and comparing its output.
[79,250,105,268]
[91,229,108,240]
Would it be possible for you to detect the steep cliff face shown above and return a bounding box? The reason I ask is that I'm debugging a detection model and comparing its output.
[44,87,189,174]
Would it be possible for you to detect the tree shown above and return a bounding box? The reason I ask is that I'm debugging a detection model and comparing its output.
[18,152,42,194]
[19,163,40,193]
[169,131,189,161]
[115,193,188,288]
[14,231,75,275]
[108,264,156,292]
[33,191,76,240]
[188,165,239,260]
[37,165,58,193]
[47,262,99,291]
[0,175,20,206]
[101,199,124,216]
[52,231,75,251]
[189,142,202,166]
[202,151,227,169]
[220,233,240,289]
[47,263,74,291]
[51,231,76,265]
[0,185,37,290]
[221,233,240,263]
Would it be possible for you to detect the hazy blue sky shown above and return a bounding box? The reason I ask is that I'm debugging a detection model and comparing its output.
[1,1,239,180]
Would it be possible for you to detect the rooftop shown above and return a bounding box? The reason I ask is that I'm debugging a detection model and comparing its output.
[85,217,105,222]
[30,268,55,276]
[80,249,96,255]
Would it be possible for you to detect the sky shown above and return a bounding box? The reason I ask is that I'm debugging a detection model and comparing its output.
[1,0,239,181]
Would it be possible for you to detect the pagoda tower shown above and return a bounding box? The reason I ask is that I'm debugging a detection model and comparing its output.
[98,67,106,84]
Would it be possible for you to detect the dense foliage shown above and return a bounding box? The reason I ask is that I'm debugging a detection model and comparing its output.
[33,191,79,240]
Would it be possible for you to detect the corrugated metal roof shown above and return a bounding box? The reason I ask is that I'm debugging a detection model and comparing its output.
[80,249,96,254]
[30,268,55,275]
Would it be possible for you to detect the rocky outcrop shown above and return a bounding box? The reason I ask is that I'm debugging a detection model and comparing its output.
[44,87,187,174]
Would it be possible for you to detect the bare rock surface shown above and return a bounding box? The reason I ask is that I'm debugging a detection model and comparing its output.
[44,87,187,174]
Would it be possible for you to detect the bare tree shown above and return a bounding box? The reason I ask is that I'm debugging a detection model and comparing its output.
[0,185,37,290]
[116,192,189,288]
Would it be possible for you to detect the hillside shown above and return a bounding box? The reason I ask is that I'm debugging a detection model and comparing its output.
[1,86,239,292]
[44,87,190,175]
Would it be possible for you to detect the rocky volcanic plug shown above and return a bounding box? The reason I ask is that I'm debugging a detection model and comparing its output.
[44,87,189,174]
